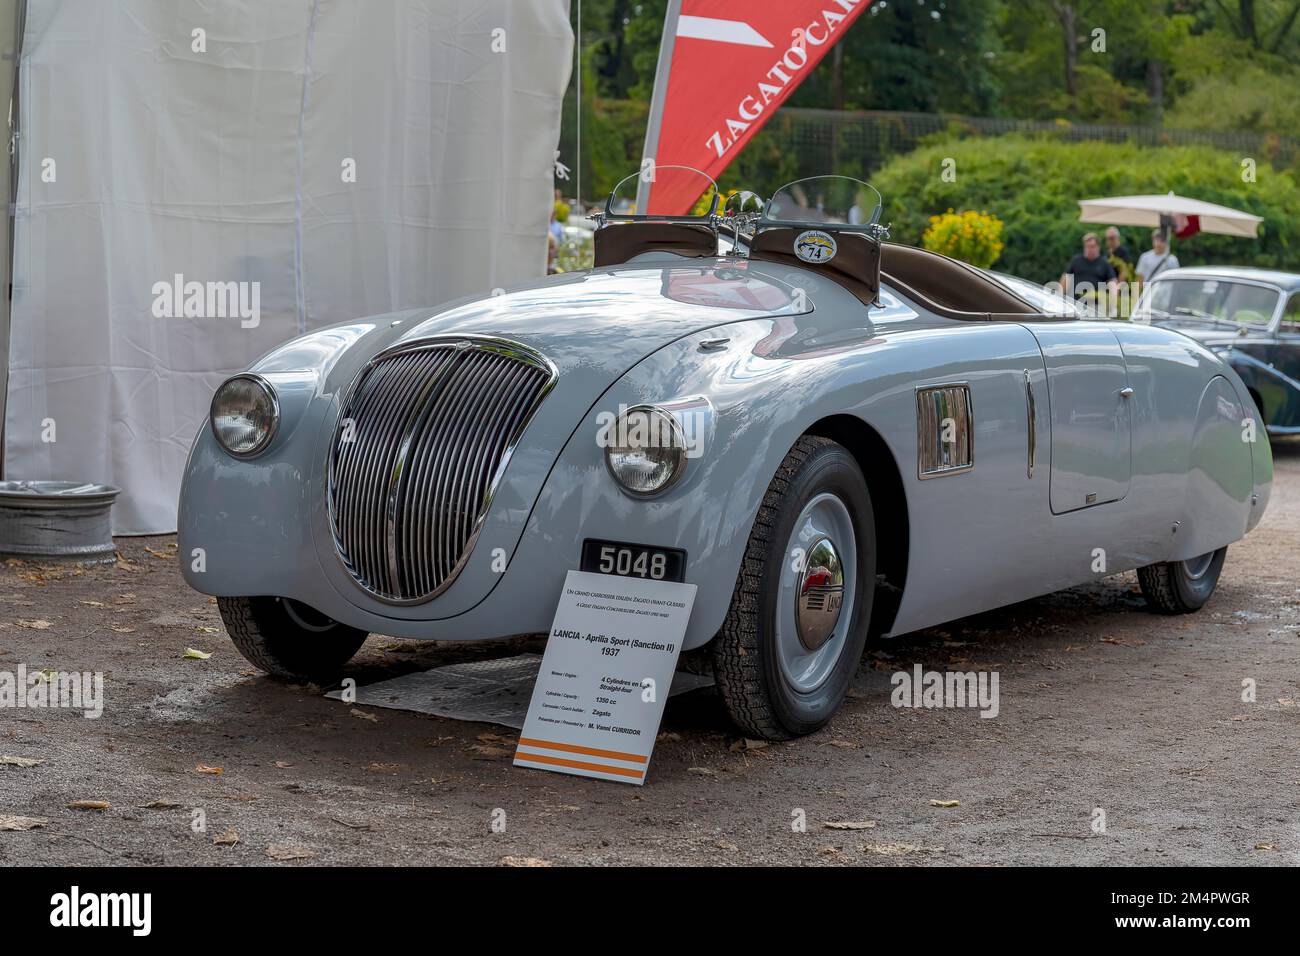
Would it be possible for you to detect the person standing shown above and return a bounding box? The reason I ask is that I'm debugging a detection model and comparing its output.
[1135,229,1180,282]
[1104,226,1135,282]
[1104,227,1135,267]
[1060,232,1118,303]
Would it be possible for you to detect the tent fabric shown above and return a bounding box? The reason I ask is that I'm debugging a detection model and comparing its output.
[5,0,573,534]
[1078,193,1263,238]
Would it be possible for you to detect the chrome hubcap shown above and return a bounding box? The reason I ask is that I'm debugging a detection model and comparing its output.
[1182,551,1215,580]
[776,493,856,694]
[796,536,845,651]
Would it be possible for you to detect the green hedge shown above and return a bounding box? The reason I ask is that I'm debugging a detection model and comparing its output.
[870,135,1300,283]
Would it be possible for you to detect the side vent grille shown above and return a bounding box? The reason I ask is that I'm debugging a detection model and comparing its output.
[916,383,974,479]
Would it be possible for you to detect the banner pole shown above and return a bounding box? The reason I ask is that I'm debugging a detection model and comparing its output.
[635,0,682,215]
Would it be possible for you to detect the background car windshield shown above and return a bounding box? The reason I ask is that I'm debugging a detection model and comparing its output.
[765,175,881,227]
[988,271,1093,317]
[1143,278,1278,325]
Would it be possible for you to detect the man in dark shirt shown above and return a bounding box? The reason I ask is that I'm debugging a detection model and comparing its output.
[1104,226,1136,272]
[1060,232,1118,304]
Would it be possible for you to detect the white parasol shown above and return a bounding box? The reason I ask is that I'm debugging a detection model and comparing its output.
[1078,191,1262,239]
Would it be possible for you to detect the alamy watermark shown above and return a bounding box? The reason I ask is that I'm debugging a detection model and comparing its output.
[891,665,999,718]
[151,274,260,328]
[0,665,104,718]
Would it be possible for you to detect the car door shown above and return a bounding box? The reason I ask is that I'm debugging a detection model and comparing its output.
[1026,323,1133,514]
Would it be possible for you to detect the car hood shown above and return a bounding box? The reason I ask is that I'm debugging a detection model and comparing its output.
[389,260,811,379]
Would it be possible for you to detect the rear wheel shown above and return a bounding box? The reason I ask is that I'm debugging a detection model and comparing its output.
[1136,547,1227,614]
[712,437,875,740]
[217,596,368,680]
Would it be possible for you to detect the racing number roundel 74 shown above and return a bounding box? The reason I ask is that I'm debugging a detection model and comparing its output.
[795,229,837,264]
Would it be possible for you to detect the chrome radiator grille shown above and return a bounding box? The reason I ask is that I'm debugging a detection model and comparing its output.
[328,338,555,603]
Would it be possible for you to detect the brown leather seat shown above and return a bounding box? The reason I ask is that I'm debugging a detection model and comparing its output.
[879,243,1041,319]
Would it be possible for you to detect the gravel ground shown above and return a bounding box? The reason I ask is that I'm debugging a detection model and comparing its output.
[1,441,1297,867]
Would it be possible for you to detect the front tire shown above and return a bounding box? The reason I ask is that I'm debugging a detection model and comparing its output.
[217,596,369,680]
[712,436,875,740]
[1136,547,1227,614]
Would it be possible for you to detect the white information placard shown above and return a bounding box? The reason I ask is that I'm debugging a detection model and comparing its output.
[514,570,698,785]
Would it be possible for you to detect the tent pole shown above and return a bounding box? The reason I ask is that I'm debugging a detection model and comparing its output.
[636,0,682,215]
[0,0,26,477]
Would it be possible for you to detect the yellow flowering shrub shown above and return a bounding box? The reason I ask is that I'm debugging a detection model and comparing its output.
[921,209,1005,269]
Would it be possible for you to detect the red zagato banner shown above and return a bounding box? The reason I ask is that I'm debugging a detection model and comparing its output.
[640,0,874,214]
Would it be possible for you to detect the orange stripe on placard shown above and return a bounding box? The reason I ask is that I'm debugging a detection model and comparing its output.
[517,737,648,764]
[515,751,646,779]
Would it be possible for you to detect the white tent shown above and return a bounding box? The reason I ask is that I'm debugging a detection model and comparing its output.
[1078,192,1263,238]
[4,0,573,533]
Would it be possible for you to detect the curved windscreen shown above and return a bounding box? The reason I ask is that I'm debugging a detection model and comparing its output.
[605,165,719,220]
[763,176,882,229]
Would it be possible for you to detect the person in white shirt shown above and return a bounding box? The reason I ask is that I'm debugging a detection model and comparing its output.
[1135,229,1180,282]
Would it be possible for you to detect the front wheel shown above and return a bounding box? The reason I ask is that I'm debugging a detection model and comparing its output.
[712,436,875,740]
[1136,547,1227,614]
[217,596,369,680]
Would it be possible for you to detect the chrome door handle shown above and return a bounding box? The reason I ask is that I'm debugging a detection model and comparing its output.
[1119,387,1134,399]
[1024,370,1036,479]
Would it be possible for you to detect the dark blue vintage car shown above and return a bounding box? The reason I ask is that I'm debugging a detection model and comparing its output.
[1135,266,1300,435]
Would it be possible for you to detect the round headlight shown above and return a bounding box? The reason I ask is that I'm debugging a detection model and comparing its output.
[604,405,687,496]
[210,374,279,458]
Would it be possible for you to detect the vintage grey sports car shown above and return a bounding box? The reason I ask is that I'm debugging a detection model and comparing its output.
[1133,265,1300,436]
[179,173,1272,740]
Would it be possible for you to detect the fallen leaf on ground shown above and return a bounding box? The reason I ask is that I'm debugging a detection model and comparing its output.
[715,838,739,851]
[273,761,292,769]
[80,600,105,607]
[863,842,943,856]
[142,800,181,810]
[820,740,860,749]
[67,800,110,811]
[0,756,43,768]
[0,814,49,830]
[729,738,769,752]
[687,767,717,777]
[929,799,960,808]
[656,731,682,742]
[110,626,135,634]
[476,732,514,745]
[14,619,52,629]
[213,828,239,846]
[823,820,877,830]
[183,648,212,660]
[265,843,315,861]
[350,709,379,723]
[1254,842,1275,851]
[500,856,552,867]
[468,745,512,758]
[195,764,223,776]
[330,816,374,830]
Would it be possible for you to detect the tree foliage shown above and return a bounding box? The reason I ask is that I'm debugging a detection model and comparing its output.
[871,134,1300,281]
